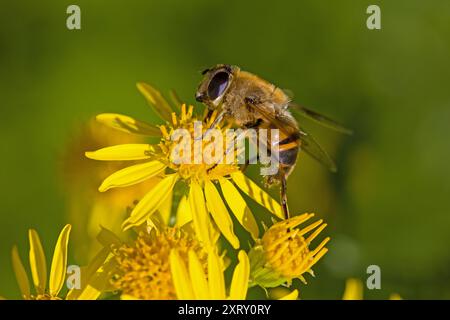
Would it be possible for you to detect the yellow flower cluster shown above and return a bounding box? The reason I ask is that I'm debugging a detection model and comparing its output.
[5,83,335,300]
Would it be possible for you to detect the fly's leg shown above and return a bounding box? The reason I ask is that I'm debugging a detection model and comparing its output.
[281,172,290,219]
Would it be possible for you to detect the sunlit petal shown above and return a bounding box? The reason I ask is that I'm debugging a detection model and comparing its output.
[204,180,239,249]
[189,182,215,249]
[170,249,194,300]
[229,251,250,300]
[96,113,161,136]
[99,160,166,192]
[122,174,178,230]
[279,289,299,300]
[175,195,192,227]
[85,144,155,161]
[11,246,30,299]
[208,250,226,300]
[188,251,210,299]
[49,224,71,296]
[231,172,284,219]
[158,189,173,225]
[28,229,47,294]
[219,179,259,239]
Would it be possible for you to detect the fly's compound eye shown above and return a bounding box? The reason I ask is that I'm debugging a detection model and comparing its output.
[207,71,229,100]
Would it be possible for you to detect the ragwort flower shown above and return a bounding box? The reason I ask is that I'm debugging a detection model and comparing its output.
[10,224,104,300]
[170,249,249,300]
[85,83,284,249]
[248,213,330,288]
[11,225,72,300]
[96,217,209,300]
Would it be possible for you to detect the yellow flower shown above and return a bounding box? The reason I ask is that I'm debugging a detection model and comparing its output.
[342,278,364,300]
[248,213,330,288]
[61,118,160,262]
[10,225,72,300]
[85,83,284,249]
[342,278,403,300]
[170,249,249,300]
[170,247,298,300]
[97,217,208,300]
[9,224,108,300]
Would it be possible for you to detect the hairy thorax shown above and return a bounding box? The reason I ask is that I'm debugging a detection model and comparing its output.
[222,72,290,127]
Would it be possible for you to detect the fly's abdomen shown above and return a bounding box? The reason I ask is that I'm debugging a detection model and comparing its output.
[277,133,300,177]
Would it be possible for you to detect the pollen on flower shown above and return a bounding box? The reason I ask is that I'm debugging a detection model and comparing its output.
[157,104,240,184]
[110,226,207,300]
[262,213,330,280]
[248,213,330,288]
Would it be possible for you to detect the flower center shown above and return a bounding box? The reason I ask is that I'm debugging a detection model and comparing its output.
[157,105,240,184]
[111,227,206,300]
[261,214,330,279]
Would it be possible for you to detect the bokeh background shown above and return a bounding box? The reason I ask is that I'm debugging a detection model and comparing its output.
[1,0,450,299]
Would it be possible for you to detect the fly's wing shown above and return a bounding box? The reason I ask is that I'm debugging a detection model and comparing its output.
[298,127,337,172]
[246,100,337,172]
[289,102,353,135]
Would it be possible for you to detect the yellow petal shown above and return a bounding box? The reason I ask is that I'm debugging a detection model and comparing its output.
[169,249,194,299]
[219,179,259,239]
[204,181,239,249]
[390,293,402,300]
[120,294,141,300]
[231,172,284,219]
[66,248,110,300]
[229,251,250,300]
[11,246,30,299]
[175,195,192,227]
[96,113,161,136]
[279,289,299,300]
[122,174,178,230]
[96,226,122,248]
[342,278,363,300]
[28,229,47,294]
[85,144,155,161]
[208,250,226,300]
[76,260,115,300]
[188,251,210,299]
[189,182,214,249]
[158,189,173,225]
[136,82,173,122]
[99,160,166,192]
[49,224,71,297]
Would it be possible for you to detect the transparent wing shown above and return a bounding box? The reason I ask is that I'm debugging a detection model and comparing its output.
[246,99,337,171]
[299,127,337,172]
[289,102,353,135]
[245,99,298,136]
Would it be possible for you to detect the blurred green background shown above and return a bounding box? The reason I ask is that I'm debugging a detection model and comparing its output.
[1,0,450,299]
